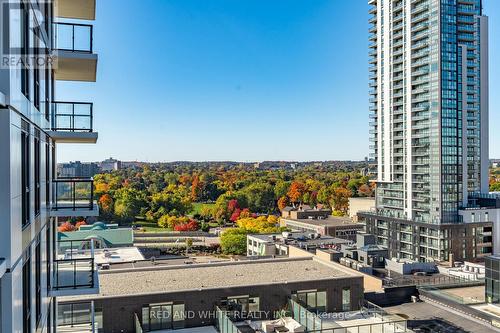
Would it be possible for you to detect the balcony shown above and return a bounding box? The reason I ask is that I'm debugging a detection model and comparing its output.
[51,240,99,297]
[51,178,99,217]
[48,102,98,143]
[54,0,96,20]
[53,23,98,82]
[58,301,102,333]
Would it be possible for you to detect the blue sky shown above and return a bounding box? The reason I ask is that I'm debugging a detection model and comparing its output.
[57,0,500,163]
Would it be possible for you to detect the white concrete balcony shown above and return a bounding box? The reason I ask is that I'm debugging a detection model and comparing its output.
[51,178,99,217]
[53,23,98,82]
[51,240,100,297]
[54,0,96,20]
[48,102,98,143]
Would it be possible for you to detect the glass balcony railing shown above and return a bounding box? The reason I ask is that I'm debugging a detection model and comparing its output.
[53,178,95,211]
[52,102,93,132]
[58,301,103,333]
[53,240,97,292]
[54,22,94,53]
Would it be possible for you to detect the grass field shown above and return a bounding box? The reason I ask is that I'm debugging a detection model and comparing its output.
[190,202,215,215]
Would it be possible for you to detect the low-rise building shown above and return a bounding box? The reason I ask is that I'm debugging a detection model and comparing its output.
[280,215,363,242]
[58,222,134,249]
[281,205,331,219]
[60,257,364,332]
[341,233,389,269]
[246,232,352,257]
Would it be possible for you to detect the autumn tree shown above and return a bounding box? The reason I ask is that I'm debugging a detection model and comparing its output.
[287,181,306,203]
[277,196,290,211]
[330,187,351,215]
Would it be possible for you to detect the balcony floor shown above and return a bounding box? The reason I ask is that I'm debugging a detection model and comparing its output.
[57,323,94,333]
[51,202,99,217]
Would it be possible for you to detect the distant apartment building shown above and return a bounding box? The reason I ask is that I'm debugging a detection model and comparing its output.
[57,161,99,177]
[359,0,497,263]
[99,157,121,172]
[0,1,99,332]
[280,207,363,241]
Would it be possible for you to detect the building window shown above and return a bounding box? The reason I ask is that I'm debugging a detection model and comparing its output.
[34,30,41,110]
[46,141,50,208]
[141,302,185,331]
[21,121,31,228]
[35,238,42,326]
[342,287,351,311]
[294,290,327,313]
[46,222,51,291]
[20,1,30,99]
[34,130,41,216]
[23,250,32,333]
[226,295,260,313]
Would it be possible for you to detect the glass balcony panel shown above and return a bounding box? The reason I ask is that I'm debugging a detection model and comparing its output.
[53,178,94,211]
[55,23,93,52]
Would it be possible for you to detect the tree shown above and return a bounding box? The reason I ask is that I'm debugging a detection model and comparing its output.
[114,188,146,224]
[98,194,114,219]
[150,185,193,218]
[59,221,75,232]
[174,219,199,231]
[236,216,282,233]
[220,229,248,255]
[358,184,373,197]
[274,180,291,199]
[287,181,306,203]
[190,175,204,202]
[277,196,289,211]
[330,187,351,215]
[75,220,87,229]
[238,182,275,214]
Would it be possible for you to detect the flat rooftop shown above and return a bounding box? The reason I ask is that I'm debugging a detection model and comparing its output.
[385,301,498,333]
[249,233,350,245]
[71,258,357,299]
[283,216,362,227]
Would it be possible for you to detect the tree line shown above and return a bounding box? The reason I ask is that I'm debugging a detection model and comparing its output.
[93,163,375,225]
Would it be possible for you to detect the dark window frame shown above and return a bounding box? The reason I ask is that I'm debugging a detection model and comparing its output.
[35,238,42,326]
[21,121,31,228]
[20,0,30,99]
[23,249,32,333]
[34,131,41,216]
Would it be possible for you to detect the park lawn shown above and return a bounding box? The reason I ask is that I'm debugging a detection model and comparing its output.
[133,221,171,233]
[190,202,215,215]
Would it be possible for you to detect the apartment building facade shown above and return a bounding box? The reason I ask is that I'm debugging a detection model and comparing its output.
[360,0,496,262]
[0,0,98,332]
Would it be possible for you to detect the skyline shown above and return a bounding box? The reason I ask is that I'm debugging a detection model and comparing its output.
[57,0,500,163]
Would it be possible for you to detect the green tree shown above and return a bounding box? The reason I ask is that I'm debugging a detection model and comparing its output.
[220,229,248,255]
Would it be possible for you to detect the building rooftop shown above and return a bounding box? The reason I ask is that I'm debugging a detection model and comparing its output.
[283,216,361,227]
[71,257,358,299]
[249,232,351,246]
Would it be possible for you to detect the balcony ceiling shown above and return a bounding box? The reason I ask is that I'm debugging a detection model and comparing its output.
[48,131,98,144]
[54,0,96,20]
[53,50,98,82]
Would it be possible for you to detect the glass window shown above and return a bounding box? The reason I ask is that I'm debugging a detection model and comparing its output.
[342,287,351,312]
[142,302,185,332]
